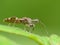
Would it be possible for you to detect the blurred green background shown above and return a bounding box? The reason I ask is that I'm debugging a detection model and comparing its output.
[0,0,59,45]
[0,0,58,35]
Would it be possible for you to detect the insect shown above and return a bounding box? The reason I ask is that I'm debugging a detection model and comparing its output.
[3,16,39,32]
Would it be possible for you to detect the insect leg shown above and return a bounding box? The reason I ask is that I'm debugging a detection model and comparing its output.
[27,24,35,33]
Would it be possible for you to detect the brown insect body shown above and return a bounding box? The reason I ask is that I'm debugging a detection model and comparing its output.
[4,16,19,23]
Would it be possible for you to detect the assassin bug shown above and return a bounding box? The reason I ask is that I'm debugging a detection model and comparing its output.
[3,16,39,32]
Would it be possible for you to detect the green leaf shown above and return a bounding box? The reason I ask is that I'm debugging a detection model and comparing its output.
[0,35,20,45]
[0,24,60,45]
[0,25,43,45]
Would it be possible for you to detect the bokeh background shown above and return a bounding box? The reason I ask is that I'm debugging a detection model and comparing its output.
[0,0,59,45]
